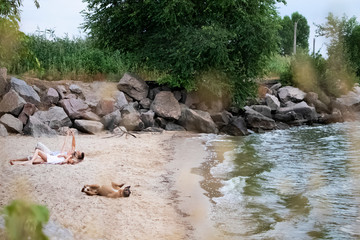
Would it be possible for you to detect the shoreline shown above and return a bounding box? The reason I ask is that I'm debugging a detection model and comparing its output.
[169,134,217,240]
[0,131,218,239]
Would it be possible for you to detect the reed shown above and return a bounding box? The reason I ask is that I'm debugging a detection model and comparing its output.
[12,33,131,81]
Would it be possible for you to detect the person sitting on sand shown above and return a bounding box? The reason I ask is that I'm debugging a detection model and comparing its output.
[10,129,85,165]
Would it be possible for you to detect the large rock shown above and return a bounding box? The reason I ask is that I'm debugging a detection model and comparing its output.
[139,98,152,109]
[336,91,360,107]
[211,111,233,128]
[250,105,272,118]
[113,91,129,110]
[96,97,115,117]
[10,77,41,105]
[46,87,60,105]
[24,115,57,137]
[275,101,317,124]
[221,116,249,136]
[0,67,9,96]
[81,111,101,121]
[278,86,306,103]
[33,106,72,129]
[304,92,330,114]
[59,98,89,119]
[101,110,122,131]
[0,123,8,137]
[165,122,186,131]
[69,84,82,94]
[140,110,155,128]
[117,73,149,101]
[244,106,276,130]
[0,89,26,116]
[265,93,280,111]
[0,113,23,133]
[150,91,181,120]
[178,104,218,134]
[18,103,37,125]
[119,105,144,131]
[74,120,104,134]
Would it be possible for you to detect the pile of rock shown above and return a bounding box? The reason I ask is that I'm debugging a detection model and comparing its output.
[1,67,360,137]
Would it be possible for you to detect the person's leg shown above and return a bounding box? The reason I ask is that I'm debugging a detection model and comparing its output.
[9,157,28,165]
[35,142,51,154]
[27,149,47,164]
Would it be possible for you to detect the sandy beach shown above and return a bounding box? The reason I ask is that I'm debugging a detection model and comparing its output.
[0,131,213,240]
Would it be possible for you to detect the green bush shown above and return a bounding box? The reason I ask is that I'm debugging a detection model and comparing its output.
[2,200,49,240]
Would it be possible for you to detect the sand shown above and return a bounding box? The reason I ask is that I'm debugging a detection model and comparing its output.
[0,131,212,240]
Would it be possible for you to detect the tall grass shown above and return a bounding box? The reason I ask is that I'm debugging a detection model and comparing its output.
[13,32,131,81]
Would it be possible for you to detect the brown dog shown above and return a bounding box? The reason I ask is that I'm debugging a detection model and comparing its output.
[81,182,131,198]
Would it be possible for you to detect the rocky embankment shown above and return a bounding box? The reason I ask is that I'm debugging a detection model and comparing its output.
[0,67,359,137]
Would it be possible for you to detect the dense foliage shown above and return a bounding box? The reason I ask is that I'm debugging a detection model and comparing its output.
[2,200,49,240]
[83,0,285,105]
[18,33,130,81]
[0,0,39,70]
[279,12,310,55]
[316,13,359,92]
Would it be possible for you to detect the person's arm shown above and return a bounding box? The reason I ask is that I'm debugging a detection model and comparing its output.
[71,131,76,153]
[59,155,74,164]
[61,130,71,153]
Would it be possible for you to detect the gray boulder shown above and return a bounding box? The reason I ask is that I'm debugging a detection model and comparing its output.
[178,104,218,134]
[0,123,8,137]
[117,73,149,101]
[18,103,36,125]
[269,83,282,95]
[119,105,144,131]
[59,98,89,119]
[0,67,9,96]
[221,116,249,136]
[46,87,60,105]
[150,91,181,120]
[165,122,186,131]
[140,110,155,128]
[113,91,129,110]
[33,106,72,129]
[10,77,41,105]
[74,120,104,134]
[244,106,276,130]
[81,111,101,121]
[275,101,317,124]
[265,93,280,111]
[211,111,233,128]
[278,86,306,103]
[69,84,82,94]
[0,113,23,133]
[23,115,57,137]
[250,105,272,118]
[101,110,122,131]
[336,91,360,107]
[305,92,330,114]
[0,89,26,116]
[139,98,152,109]
[56,85,67,99]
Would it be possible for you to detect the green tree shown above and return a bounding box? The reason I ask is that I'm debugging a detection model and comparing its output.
[0,0,40,69]
[316,13,357,95]
[345,22,360,76]
[82,0,286,105]
[279,12,310,55]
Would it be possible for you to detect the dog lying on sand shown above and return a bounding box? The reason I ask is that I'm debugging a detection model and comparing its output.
[82,182,131,198]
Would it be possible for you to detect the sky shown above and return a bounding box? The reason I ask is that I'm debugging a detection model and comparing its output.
[20,0,360,56]
[276,0,360,57]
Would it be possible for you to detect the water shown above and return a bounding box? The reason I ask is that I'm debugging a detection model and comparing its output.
[197,122,360,239]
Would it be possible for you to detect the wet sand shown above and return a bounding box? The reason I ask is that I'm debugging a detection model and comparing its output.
[0,131,214,239]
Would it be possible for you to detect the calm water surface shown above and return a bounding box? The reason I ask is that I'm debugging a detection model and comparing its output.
[197,122,360,239]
